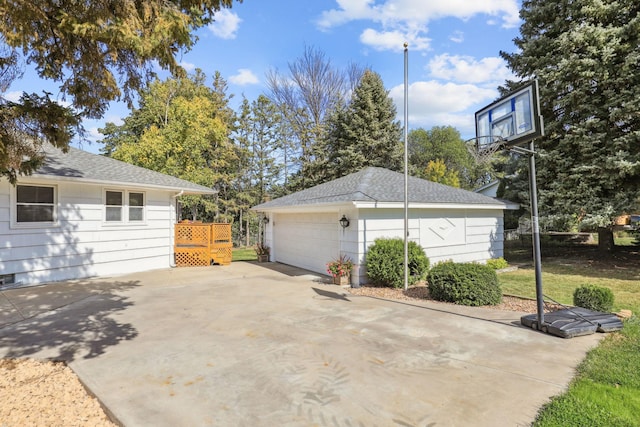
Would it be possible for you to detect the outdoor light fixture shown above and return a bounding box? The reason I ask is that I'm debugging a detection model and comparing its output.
[339,215,350,229]
[262,215,269,224]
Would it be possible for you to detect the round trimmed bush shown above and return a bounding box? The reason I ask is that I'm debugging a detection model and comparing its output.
[573,284,614,312]
[427,261,502,306]
[365,238,430,288]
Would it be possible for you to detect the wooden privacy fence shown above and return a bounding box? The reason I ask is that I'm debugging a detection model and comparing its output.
[174,222,232,267]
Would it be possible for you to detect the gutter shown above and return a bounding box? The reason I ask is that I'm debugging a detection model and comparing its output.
[169,190,184,267]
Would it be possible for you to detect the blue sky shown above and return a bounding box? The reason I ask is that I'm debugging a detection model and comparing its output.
[7,0,523,153]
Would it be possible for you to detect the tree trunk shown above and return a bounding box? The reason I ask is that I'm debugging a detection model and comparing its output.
[246,215,250,247]
[597,227,615,252]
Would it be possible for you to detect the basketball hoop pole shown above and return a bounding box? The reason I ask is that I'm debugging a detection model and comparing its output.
[525,140,545,329]
[473,78,548,331]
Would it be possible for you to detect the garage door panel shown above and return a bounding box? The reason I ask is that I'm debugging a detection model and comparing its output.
[274,213,339,275]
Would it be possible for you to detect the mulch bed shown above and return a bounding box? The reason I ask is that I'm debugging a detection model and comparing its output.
[347,283,566,313]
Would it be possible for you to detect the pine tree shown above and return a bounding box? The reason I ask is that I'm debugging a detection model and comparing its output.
[324,70,403,181]
[500,0,640,248]
[0,1,238,181]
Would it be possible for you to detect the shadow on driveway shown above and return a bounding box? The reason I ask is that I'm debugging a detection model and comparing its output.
[0,279,139,362]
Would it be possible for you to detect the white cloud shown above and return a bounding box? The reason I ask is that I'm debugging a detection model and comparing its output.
[317,0,520,51]
[180,61,196,72]
[103,115,124,126]
[316,0,378,29]
[4,91,22,102]
[229,69,259,85]
[208,9,242,39]
[390,80,498,136]
[449,30,464,43]
[319,0,520,29]
[360,28,430,51]
[87,127,104,143]
[428,54,514,84]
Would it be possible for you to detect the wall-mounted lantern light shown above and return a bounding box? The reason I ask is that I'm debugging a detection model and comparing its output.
[339,215,350,229]
[262,215,269,224]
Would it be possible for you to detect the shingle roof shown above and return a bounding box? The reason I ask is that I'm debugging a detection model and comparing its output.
[29,144,216,194]
[253,167,507,209]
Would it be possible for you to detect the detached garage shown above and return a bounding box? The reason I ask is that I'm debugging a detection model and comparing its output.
[252,167,517,286]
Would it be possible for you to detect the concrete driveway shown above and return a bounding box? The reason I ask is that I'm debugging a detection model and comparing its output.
[0,262,601,426]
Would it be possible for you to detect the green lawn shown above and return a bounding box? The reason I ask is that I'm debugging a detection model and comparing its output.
[232,247,257,262]
[498,263,640,314]
[501,239,640,425]
[500,241,640,313]
[533,318,640,426]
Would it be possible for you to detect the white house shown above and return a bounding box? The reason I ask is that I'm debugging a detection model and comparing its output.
[0,144,216,287]
[474,180,500,198]
[252,167,518,286]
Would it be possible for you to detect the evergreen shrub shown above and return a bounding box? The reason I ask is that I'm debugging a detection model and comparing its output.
[428,261,502,306]
[365,238,430,289]
[573,284,614,312]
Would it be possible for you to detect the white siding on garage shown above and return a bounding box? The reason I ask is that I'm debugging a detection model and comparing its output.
[0,179,175,285]
[418,210,504,263]
[355,208,505,283]
[272,212,339,275]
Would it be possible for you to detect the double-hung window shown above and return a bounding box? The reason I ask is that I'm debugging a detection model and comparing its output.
[105,190,145,223]
[15,184,56,224]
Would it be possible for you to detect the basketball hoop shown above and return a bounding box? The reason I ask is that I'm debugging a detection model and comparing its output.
[466,135,507,164]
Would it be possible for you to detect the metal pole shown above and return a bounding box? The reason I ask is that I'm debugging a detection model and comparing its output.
[528,140,545,328]
[403,43,409,291]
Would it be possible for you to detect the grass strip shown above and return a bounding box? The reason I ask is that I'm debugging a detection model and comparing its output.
[533,317,640,426]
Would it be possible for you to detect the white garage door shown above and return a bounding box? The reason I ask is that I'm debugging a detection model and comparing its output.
[273,213,340,275]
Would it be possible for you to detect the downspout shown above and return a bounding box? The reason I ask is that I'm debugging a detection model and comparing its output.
[169,190,185,267]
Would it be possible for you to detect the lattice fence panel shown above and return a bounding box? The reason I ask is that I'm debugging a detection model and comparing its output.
[211,247,232,265]
[175,224,209,246]
[174,247,210,267]
[211,223,232,244]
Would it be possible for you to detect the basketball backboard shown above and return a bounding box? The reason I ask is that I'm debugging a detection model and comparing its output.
[475,79,544,148]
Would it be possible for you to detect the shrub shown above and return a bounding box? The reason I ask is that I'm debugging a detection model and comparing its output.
[486,257,509,270]
[427,261,502,306]
[365,238,430,288]
[573,284,614,312]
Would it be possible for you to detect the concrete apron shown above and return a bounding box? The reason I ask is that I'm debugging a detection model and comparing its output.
[0,262,602,427]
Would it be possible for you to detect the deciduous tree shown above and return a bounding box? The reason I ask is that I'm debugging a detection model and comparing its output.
[266,46,364,189]
[100,70,237,221]
[424,159,461,188]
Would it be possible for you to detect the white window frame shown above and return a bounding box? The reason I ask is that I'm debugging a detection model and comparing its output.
[11,184,58,228]
[103,189,146,224]
[128,191,145,222]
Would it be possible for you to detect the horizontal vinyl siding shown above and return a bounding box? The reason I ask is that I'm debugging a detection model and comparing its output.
[357,208,505,282]
[1,179,175,285]
[425,211,504,264]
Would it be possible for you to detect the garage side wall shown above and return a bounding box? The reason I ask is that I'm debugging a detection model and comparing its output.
[356,208,505,284]
[1,179,175,286]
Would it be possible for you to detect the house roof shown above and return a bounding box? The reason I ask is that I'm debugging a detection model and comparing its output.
[253,167,510,211]
[25,144,216,194]
[474,180,500,194]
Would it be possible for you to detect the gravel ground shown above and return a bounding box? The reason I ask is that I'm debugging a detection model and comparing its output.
[0,285,560,426]
[0,358,116,427]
